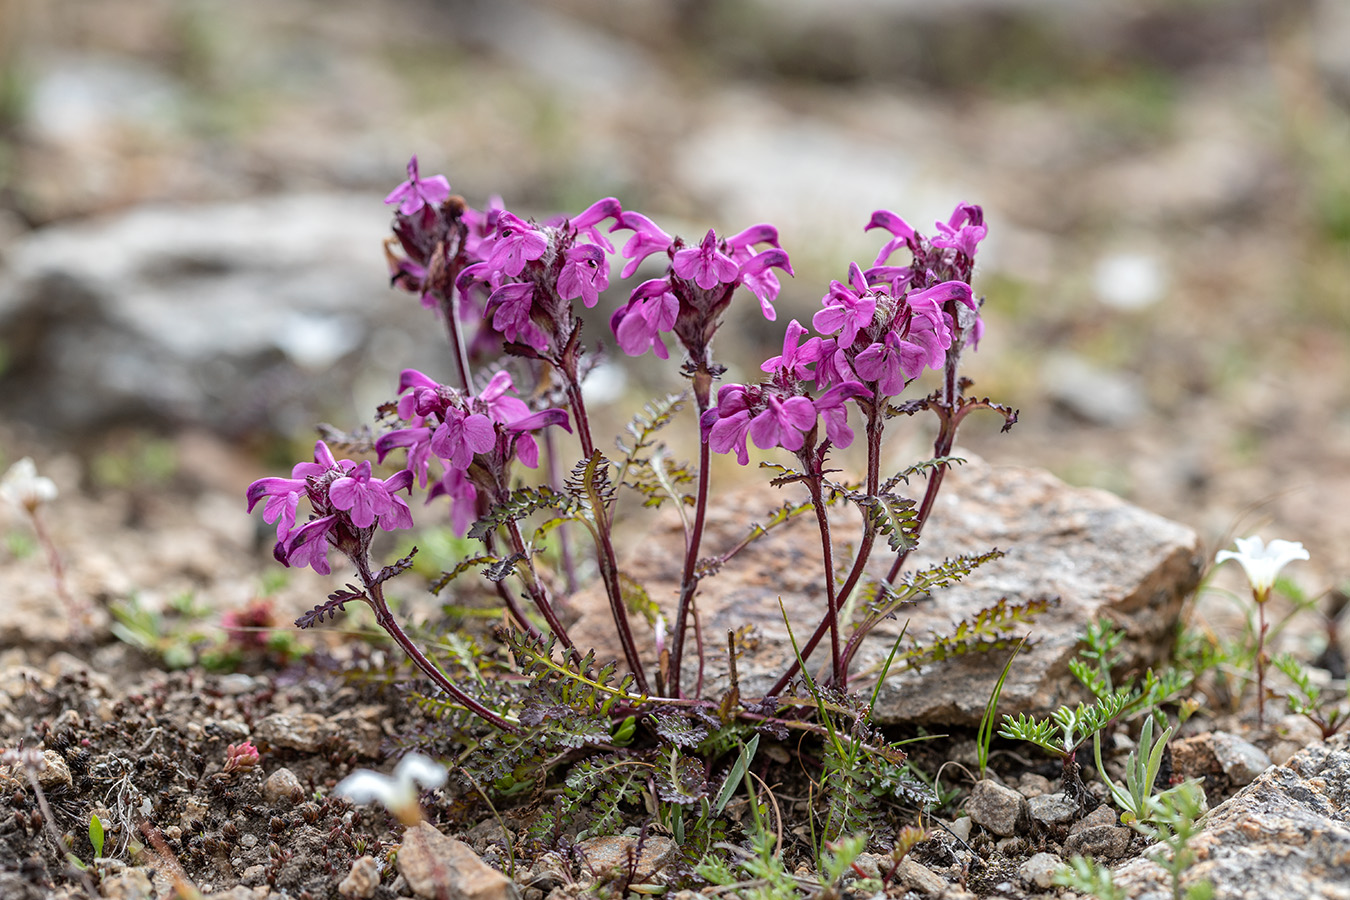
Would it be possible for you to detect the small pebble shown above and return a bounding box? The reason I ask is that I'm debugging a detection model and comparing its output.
[262,767,304,805]
[339,855,381,899]
[1019,852,1064,889]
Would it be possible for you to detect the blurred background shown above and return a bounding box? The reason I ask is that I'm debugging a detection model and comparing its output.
[0,0,1347,588]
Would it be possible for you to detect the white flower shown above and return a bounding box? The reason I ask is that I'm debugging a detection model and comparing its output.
[0,458,58,513]
[334,753,447,825]
[1215,536,1309,599]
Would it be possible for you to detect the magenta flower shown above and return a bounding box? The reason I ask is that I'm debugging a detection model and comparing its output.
[814,382,870,447]
[375,425,434,487]
[487,212,548,277]
[853,331,925,396]
[865,209,917,267]
[701,384,756,465]
[384,156,451,216]
[611,279,678,359]
[477,370,531,425]
[749,395,817,453]
[933,203,986,258]
[557,244,609,309]
[568,197,622,252]
[428,467,478,536]
[282,516,339,575]
[810,338,858,390]
[611,211,673,278]
[329,462,414,530]
[430,407,496,469]
[486,282,549,351]
[735,247,794,319]
[504,409,571,469]
[813,262,877,346]
[760,319,821,381]
[673,229,740,290]
[246,476,306,541]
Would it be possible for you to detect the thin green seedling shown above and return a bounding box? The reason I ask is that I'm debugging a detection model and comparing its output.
[1054,855,1126,900]
[89,812,105,859]
[1273,653,1349,739]
[977,636,1027,780]
[1136,780,1212,900]
[1094,713,1178,824]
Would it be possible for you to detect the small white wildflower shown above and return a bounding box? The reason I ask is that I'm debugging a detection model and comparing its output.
[0,458,58,514]
[334,753,446,825]
[1215,535,1309,600]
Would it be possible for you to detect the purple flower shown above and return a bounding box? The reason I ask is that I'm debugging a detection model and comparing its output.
[487,212,548,277]
[246,477,306,541]
[814,382,870,447]
[557,244,609,309]
[611,211,673,278]
[428,467,478,536]
[701,384,755,465]
[376,426,434,487]
[854,331,925,396]
[813,262,877,346]
[430,407,496,469]
[810,338,857,390]
[504,409,571,469]
[865,209,917,267]
[760,319,821,380]
[749,395,817,453]
[477,370,531,425]
[384,156,451,216]
[611,279,678,359]
[569,197,621,252]
[933,203,986,258]
[328,461,413,530]
[672,229,740,290]
[735,247,794,319]
[486,282,549,351]
[281,516,339,575]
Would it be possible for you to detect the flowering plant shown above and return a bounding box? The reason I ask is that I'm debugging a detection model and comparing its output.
[247,157,1016,740]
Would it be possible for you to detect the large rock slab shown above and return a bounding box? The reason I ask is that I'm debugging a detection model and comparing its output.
[0,194,444,436]
[1114,732,1350,900]
[569,453,1201,724]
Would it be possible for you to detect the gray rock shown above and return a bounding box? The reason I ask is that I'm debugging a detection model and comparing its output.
[261,767,304,806]
[966,779,1029,838]
[1028,792,1077,828]
[894,858,948,896]
[575,834,677,882]
[1063,824,1133,860]
[0,194,446,436]
[100,867,155,900]
[1043,353,1148,426]
[1115,732,1350,900]
[398,823,519,900]
[569,453,1200,725]
[338,855,381,899]
[1019,851,1063,889]
[1071,803,1122,833]
[37,750,73,792]
[1211,731,1271,787]
[253,713,327,753]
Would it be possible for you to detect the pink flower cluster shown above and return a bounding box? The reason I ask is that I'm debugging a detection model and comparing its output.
[700,204,986,462]
[376,369,570,535]
[246,441,414,575]
[381,157,792,365]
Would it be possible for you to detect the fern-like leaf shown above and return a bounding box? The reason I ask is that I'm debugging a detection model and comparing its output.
[373,548,417,585]
[429,554,500,595]
[878,456,966,493]
[296,587,366,629]
[853,492,919,553]
[468,486,574,540]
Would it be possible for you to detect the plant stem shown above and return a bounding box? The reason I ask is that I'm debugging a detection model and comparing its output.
[28,507,88,635]
[542,426,579,595]
[768,406,883,697]
[355,557,516,731]
[1256,591,1269,729]
[561,371,649,694]
[805,473,842,688]
[670,368,714,698]
[504,520,575,650]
